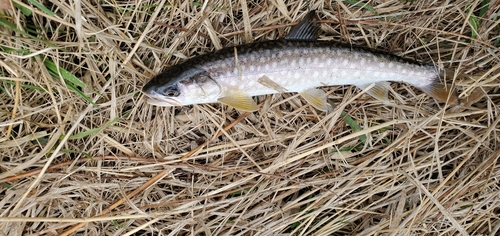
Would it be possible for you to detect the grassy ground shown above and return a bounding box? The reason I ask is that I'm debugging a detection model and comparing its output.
[0,0,499,235]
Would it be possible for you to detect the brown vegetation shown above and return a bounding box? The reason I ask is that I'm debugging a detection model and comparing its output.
[0,0,499,235]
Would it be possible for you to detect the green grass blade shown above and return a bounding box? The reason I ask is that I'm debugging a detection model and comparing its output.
[0,18,58,48]
[43,60,86,88]
[341,111,367,144]
[0,46,31,54]
[1,183,15,190]
[66,82,97,107]
[13,2,32,16]
[469,13,479,38]
[68,111,130,140]
[4,80,46,91]
[479,0,490,17]
[43,59,97,106]
[27,0,55,16]
[69,116,123,140]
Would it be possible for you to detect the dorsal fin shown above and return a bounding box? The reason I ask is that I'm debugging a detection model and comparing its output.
[284,11,319,41]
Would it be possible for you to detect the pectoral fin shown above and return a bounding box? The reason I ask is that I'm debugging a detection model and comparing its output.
[357,82,391,104]
[218,92,259,111]
[299,88,329,111]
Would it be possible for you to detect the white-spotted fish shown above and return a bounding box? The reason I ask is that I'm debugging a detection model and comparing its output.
[143,11,457,111]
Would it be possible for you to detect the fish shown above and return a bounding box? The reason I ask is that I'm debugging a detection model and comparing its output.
[143,11,457,112]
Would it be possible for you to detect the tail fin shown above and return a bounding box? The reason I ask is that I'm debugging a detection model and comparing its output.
[420,82,458,104]
[420,69,458,104]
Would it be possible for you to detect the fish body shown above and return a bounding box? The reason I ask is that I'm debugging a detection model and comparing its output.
[143,12,456,111]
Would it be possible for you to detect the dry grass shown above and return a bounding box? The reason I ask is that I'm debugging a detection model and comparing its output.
[0,0,499,235]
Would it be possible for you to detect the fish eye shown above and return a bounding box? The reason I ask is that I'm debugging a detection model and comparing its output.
[162,87,180,97]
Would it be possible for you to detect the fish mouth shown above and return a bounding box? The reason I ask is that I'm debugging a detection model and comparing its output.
[144,95,182,107]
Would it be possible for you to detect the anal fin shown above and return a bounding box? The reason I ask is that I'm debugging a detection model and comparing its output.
[299,88,329,112]
[218,91,259,111]
[357,82,391,104]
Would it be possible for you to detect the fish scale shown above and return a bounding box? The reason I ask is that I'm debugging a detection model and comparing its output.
[143,11,457,111]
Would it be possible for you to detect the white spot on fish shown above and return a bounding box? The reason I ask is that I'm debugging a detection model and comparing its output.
[343,59,349,66]
[271,62,277,69]
[230,80,237,86]
[360,58,366,65]
[260,57,266,63]
[313,71,319,77]
[294,73,300,79]
[396,65,402,70]
[250,65,255,71]
[379,62,385,67]
[299,58,305,65]
[313,58,319,64]
[341,70,347,76]
[265,64,270,70]
[280,78,288,85]
[354,70,361,77]
[354,54,359,59]
[321,54,327,60]
[257,66,262,71]
[349,64,356,69]
[306,57,312,64]
[291,60,297,67]
[322,70,328,77]
[327,58,333,64]
[388,63,394,68]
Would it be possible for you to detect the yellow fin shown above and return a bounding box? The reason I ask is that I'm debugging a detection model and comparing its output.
[218,92,259,111]
[299,88,329,111]
[421,82,458,104]
[357,82,391,104]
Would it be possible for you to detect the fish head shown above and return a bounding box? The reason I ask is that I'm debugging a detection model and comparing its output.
[143,64,221,107]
